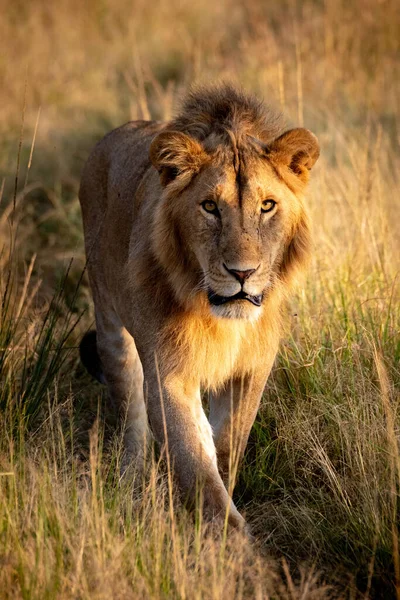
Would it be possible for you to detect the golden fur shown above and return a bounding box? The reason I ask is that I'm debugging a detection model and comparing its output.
[79,84,319,529]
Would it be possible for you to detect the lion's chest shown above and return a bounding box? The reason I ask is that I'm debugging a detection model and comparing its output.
[166,314,259,392]
[199,326,246,390]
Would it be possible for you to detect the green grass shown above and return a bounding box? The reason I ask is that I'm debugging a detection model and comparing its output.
[0,0,399,597]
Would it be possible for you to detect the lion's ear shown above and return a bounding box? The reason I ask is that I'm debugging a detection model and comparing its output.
[266,128,319,184]
[150,130,208,186]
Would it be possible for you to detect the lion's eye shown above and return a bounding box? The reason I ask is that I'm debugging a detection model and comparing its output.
[201,200,219,215]
[261,199,276,213]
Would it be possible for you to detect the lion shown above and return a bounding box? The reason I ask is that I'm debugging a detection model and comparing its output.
[78,84,319,530]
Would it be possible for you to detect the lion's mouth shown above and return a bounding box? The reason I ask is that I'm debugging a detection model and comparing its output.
[207,289,263,307]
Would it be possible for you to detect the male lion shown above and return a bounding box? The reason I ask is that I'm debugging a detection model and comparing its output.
[79,84,319,529]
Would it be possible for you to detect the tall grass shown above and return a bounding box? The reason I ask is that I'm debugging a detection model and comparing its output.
[0,0,399,597]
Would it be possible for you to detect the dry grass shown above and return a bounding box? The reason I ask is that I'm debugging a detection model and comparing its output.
[0,0,399,597]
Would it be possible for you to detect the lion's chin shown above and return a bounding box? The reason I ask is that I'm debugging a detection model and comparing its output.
[209,300,262,322]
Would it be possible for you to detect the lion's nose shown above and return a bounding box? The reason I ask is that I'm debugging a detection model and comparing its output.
[223,264,258,284]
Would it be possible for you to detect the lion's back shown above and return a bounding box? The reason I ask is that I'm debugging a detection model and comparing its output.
[79,120,164,292]
[79,120,163,219]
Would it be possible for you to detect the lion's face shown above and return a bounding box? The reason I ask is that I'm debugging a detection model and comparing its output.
[150,128,319,320]
[183,155,303,320]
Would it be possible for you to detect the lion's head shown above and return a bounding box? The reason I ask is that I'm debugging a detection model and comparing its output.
[150,85,319,321]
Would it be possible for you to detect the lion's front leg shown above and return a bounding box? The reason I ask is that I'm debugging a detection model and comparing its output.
[209,370,270,490]
[144,371,245,529]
